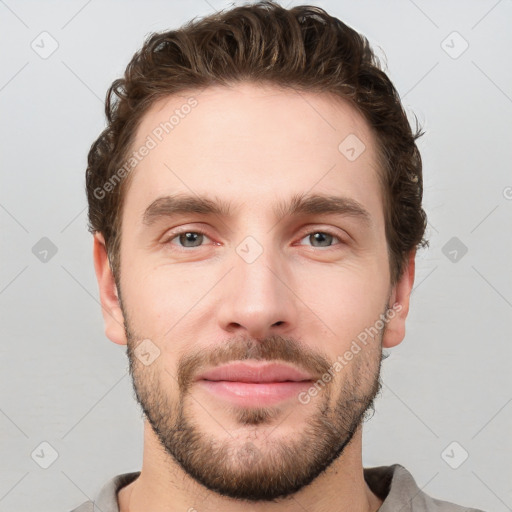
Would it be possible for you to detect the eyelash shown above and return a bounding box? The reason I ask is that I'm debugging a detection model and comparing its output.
[162,228,345,250]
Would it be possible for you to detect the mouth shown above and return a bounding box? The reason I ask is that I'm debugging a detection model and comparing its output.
[195,362,314,406]
[196,361,314,383]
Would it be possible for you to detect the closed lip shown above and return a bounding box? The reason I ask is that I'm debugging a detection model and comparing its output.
[196,362,314,383]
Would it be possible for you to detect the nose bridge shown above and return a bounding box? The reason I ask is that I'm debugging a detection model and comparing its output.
[235,236,280,300]
[217,233,296,337]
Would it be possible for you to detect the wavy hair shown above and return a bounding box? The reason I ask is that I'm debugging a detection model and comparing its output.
[86,1,428,286]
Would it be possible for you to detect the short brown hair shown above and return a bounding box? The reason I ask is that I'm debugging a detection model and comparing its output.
[86,0,428,286]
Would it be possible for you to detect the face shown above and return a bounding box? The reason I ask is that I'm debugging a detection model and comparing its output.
[95,82,414,502]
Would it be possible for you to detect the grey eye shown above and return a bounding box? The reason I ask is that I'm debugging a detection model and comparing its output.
[176,232,205,247]
[300,232,338,247]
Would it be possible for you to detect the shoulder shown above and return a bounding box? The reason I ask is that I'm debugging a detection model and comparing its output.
[68,501,94,512]
[68,471,140,512]
[364,463,487,511]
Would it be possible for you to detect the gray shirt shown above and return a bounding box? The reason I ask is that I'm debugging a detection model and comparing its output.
[69,464,485,512]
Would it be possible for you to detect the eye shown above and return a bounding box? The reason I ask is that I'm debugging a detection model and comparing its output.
[165,230,212,248]
[297,231,343,248]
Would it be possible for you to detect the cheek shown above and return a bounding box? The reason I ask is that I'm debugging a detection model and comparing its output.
[292,259,388,343]
[121,261,171,332]
[122,259,213,338]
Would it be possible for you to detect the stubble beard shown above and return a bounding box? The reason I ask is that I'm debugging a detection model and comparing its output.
[124,311,386,502]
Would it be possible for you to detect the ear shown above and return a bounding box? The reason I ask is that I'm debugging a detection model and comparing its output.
[93,232,127,346]
[382,249,416,349]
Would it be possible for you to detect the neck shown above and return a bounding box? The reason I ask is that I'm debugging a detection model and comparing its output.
[117,421,382,512]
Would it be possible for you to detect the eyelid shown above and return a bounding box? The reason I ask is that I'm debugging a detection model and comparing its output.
[295,224,348,243]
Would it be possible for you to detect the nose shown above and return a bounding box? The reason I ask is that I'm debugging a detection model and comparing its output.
[216,242,298,340]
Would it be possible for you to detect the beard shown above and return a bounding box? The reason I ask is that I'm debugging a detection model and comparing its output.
[123,304,387,503]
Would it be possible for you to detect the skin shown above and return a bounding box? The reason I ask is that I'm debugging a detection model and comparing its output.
[93,82,415,512]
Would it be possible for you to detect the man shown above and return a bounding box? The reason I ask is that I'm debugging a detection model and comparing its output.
[72,1,484,511]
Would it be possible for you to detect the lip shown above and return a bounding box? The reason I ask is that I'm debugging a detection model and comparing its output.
[195,362,314,383]
[198,380,312,407]
[195,362,314,407]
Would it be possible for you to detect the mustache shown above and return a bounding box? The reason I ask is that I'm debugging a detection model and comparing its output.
[174,334,333,392]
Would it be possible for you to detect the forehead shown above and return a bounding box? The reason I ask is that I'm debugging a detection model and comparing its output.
[124,82,384,226]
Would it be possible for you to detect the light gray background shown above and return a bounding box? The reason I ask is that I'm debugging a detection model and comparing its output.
[1,1,511,511]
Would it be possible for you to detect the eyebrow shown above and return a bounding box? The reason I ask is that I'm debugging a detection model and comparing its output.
[142,192,372,227]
